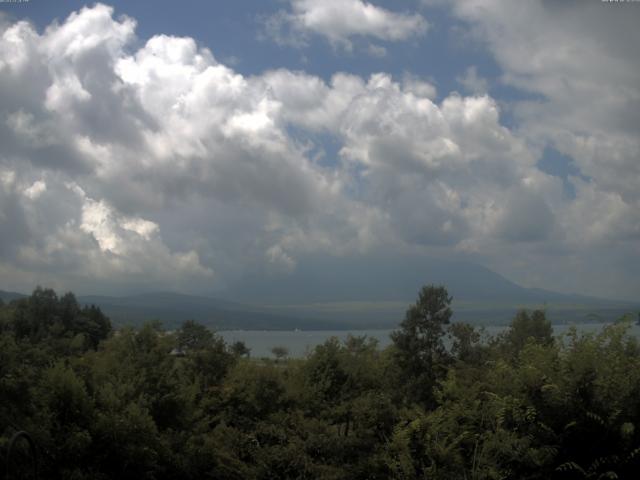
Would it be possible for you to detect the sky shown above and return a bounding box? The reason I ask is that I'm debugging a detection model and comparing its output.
[0,0,638,301]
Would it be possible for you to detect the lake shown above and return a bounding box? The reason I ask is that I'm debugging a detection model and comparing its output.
[220,322,640,358]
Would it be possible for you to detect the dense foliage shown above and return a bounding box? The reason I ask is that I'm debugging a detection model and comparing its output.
[1,286,639,479]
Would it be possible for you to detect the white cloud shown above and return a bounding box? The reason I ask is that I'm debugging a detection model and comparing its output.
[71,189,213,281]
[23,180,46,200]
[0,3,637,299]
[0,5,353,293]
[401,74,437,100]
[427,0,640,298]
[444,1,640,201]
[80,196,123,253]
[331,76,545,247]
[121,217,158,240]
[0,170,15,188]
[263,0,427,50]
[0,174,214,292]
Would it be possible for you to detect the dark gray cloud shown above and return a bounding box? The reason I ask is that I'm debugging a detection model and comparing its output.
[496,191,555,243]
[0,186,30,258]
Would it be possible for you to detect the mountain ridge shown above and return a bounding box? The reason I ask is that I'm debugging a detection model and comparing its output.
[1,256,636,329]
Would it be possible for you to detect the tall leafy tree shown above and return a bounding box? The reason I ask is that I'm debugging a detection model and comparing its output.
[177,319,215,352]
[391,285,452,406]
[499,309,553,356]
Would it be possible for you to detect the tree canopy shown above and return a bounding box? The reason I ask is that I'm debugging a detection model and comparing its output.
[1,286,639,479]
[390,284,453,405]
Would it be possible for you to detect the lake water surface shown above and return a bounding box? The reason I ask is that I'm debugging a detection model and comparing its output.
[220,322,640,358]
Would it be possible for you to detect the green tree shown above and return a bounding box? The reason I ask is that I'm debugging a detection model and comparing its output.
[177,319,215,352]
[391,285,452,406]
[448,321,485,364]
[175,321,234,391]
[500,309,553,355]
[230,340,251,358]
[271,345,289,361]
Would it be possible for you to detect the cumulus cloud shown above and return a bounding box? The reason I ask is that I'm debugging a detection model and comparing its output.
[0,5,371,293]
[263,0,427,50]
[0,3,637,299]
[429,0,640,297]
[0,165,213,294]
[23,180,47,200]
[444,1,640,200]
[258,68,546,249]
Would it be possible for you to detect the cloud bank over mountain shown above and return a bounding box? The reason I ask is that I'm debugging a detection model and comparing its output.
[0,2,638,300]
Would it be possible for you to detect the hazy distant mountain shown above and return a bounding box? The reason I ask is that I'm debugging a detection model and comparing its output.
[0,288,334,330]
[76,289,635,330]
[77,292,338,330]
[0,290,26,303]
[223,254,620,305]
[222,254,637,326]
[2,255,636,329]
